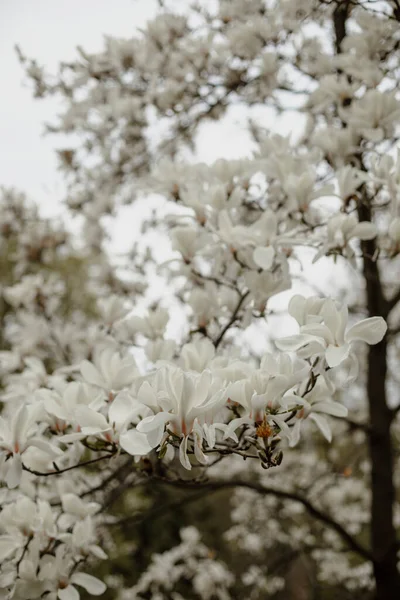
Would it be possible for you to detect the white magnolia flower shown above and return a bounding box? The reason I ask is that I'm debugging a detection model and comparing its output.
[97,295,131,326]
[188,285,221,329]
[60,390,150,447]
[313,214,377,263]
[127,307,169,340]
[281,383,348,447]
[0,405,61,488]
[226,371,289,422]
[336,166,367,201]
[286,294,326,326]
[170,226,204,262]
[341,90,400,142]
[145,339,176,363]
[80,348,139,395]
[59,494,101,529]
[282,171,333,214]
[121,367,225,469]
[251,210,279,270]
[216,210,255,252]
[178,338,215,372]
[41,382,100,432]
[55,570,106,600]
[244,269,290,312]
[59,516,107,560]
[276,296,387,368]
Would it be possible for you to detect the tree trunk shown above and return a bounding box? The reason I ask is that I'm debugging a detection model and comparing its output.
[331,3,400,596]
[358,197,400,600]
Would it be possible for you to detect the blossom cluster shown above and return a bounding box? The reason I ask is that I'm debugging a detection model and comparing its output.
[2,0,399,597]
[0,286,386,597]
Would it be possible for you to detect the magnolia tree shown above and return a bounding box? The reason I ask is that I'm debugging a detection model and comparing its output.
[2,0,400,598]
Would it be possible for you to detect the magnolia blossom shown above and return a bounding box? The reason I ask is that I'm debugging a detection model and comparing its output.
[280,381,349,446]
[313,214,377,263]
[80,348,139,396]
[60,390,151,449]
[97,295,131,326]
[0,405,61,488]
[118,367,227,469]
[58,517,107,560]
[39,545,106,600]
[276,296,387,368]
[341,89,400,142]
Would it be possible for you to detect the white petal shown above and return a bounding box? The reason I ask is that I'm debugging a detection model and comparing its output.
[61,494,85,516]
[71,573,106,595]
[310,413,332,442]
[58,585,80,600]
[114,364,137,388]
[218,210,232,236]
[342,353,359,385]
[12,405,30,442]
[321,299,341,341]
[75,406,109,431]
[362,127,384,142]
[193,370,212,408]
[108,393,134,430]
[325,343,350,367]
[164,444,175,462]
[302,323,334,345]
[80,361,105,388]
[138,381,158,407]
[289,420,302,448]
[119,429,152,456]
[42,393,68,420]
[313,402,348,417]
[253,246,275,270]
[345,317,387,345]
[59,432,86,443]
[89,544,108,560]
[136,412,171,434]
[275,334,322,352]
[288,295,306,324]
[82,427,109,437]
[179,436,192,470]
[193,429,208,466]
[0,536,19,561]
[29,438,63,457]
[222,417,252,442]
[203,423,216,448]
[351,222,377,240]
[5,454,22,489]
[0,416,10,442]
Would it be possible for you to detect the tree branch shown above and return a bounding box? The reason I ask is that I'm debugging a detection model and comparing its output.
[332,0,352,53]
[23,454,113,477]
[213,291,250,348]
[155,476,372,561]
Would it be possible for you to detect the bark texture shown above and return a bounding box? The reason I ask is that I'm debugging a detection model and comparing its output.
[332,2,400,597]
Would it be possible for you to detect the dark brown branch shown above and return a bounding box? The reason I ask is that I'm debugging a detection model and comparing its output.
[213,291,250,348]
[23,454,112,477]
[332,0,352,53]
[155,477,372,561]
